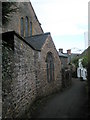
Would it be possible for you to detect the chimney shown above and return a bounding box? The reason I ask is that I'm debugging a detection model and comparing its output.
[59,48,63,53]
[67,49,71,55]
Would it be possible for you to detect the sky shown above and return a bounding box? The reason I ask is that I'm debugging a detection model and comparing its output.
[30,0,89,53]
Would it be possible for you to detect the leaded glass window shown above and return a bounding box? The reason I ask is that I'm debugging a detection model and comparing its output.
[25,16,29,37]
[20,17,24,37]
[30,21,32,36]
[46,52,54,82]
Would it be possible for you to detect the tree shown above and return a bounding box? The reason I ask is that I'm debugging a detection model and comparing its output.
[71,57,79,68]
[81,55,88,69]
[2,2,18,25]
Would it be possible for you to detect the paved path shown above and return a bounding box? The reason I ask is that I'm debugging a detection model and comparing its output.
[0,99,1,120]
[31,78,88,118]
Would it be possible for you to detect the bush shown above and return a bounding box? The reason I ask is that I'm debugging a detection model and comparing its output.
[82,55,88,69]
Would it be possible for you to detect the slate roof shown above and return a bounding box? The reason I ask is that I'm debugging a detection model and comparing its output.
[2,31,51,51]
[64,53,80,59]
[58,52,68,58]
[25,32,50,51]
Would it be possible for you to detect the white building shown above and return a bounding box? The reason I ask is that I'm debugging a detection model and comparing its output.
[77,58,87,80]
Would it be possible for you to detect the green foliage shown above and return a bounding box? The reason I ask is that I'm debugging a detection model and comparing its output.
[2,2,18,25]
[71,57,79,68]
[82,55,88,68]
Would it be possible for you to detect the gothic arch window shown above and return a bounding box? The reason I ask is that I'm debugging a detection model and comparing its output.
[25,16,29,37]
[46,52,54,82]
[30,21,32,36]
[20,17,24,37]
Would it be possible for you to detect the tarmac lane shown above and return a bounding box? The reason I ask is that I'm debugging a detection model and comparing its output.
[0,100,1,120]
[31,78,88,118]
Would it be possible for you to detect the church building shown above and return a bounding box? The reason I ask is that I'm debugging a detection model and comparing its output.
[2,1,62,118]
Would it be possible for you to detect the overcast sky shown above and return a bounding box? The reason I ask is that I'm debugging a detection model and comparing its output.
[30,0,88,53]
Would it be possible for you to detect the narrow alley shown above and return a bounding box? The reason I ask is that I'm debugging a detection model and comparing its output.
[31,78,88,118]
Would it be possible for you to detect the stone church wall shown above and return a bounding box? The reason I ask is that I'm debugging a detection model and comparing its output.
[2,32,62,118]
[35,35,62,97]
[2,1,62,118]
[2,33,37,118]
[2,2,43,36]
[2,38,14,118]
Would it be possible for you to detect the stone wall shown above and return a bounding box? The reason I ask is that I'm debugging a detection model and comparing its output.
[2,40,14,118]
[2,1,63,118]
[2,32,62,118]
[2,33,37,118]
[61,68,72,88]
[35,35,62,97]
[60,57,68,68]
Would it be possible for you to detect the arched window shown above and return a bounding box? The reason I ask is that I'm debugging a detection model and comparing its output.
[30,21,32,36]
[25,16,29,37]
[46,52,54,82]
[20,17,24,37]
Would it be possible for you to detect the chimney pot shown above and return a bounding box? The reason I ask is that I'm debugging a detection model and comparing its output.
[59,48,63,53]
[67,49,71,55]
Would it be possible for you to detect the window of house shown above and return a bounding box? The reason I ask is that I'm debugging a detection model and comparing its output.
[46,52,54,82]
[20,17,24,37]
[25,16,29,37]
[30,21,32,36]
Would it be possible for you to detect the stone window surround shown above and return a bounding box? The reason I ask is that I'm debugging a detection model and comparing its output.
[20,16,33,37]
[20,17,24,37]
[46,52,54,82]
[25,16,29,37]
